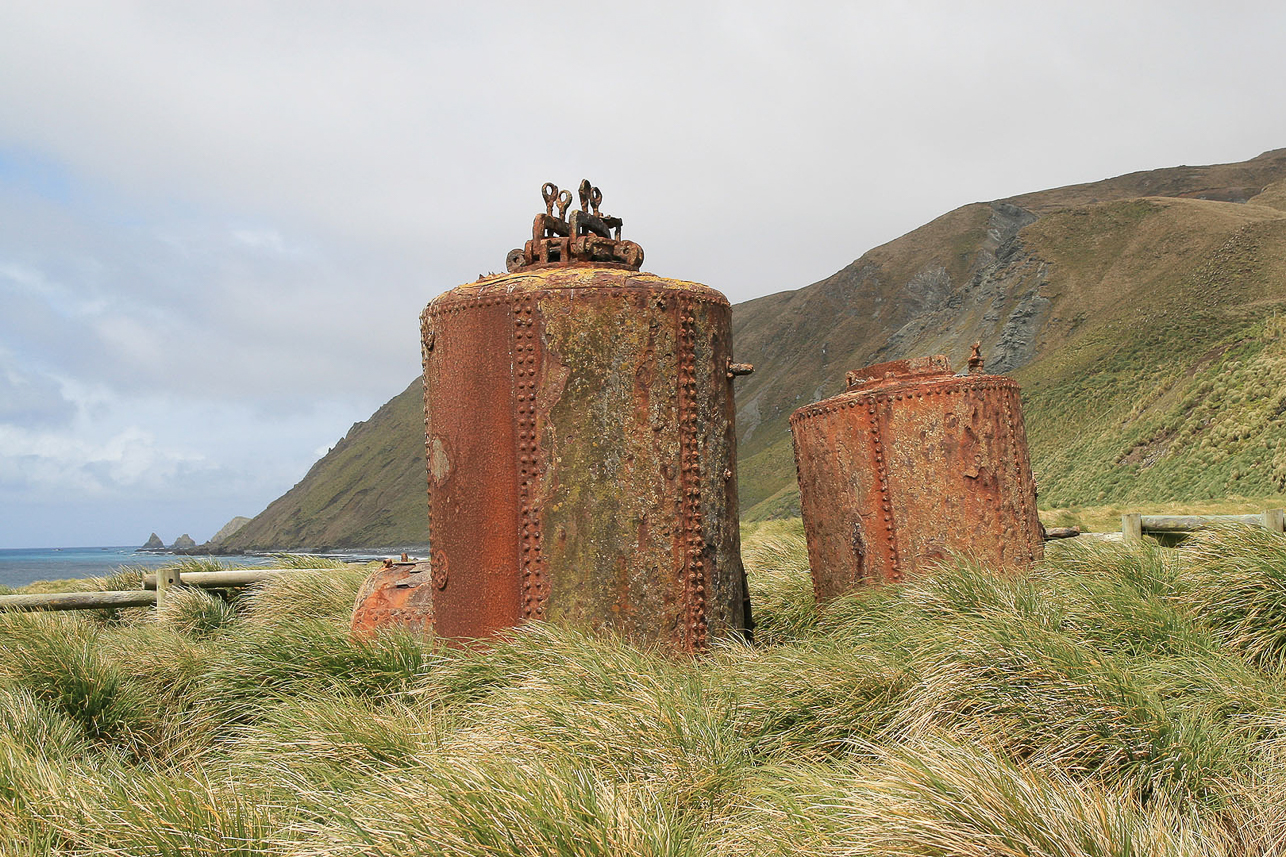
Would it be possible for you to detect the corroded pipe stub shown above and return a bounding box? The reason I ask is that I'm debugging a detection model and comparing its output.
[419,267,749,653]
[790,355,1043,600]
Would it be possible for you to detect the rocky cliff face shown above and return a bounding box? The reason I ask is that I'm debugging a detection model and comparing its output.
[206,516,251,546]
[170,534,196,550]
[139,533,165,551]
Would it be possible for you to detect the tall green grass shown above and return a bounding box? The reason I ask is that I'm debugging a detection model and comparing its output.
[2,533,1286,853]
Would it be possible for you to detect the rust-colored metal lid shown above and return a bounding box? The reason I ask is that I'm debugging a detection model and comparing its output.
[835,344,993,398]
[434,266,729,309]
[843,355,954,393]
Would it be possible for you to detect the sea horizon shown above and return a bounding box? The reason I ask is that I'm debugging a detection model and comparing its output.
[0,545,428,590]
[0,546,273,590]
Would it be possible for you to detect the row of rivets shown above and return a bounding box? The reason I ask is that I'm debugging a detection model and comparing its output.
[792,375,1019,424]
[1002,388,1039,563]
[514,297,546,619]
[430,286,730,317]
[677,298,707,650]
[421,310,438,593]
[866,400,900,582]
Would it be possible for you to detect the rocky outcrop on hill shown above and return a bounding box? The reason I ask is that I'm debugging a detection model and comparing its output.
[139,533,165,551]
[206,516,251,546]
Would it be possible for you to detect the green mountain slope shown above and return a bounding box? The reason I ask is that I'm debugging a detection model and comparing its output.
[732,148,1286,517]
[218,379,429,551]
[225,148,1286,548]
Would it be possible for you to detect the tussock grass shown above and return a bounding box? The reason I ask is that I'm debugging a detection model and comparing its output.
[3,531,1286,852]
[30,765,297,857]
[740,518,817,644]
[716,638,912,760]
[1179,524,1286,669]
[833,736,1209,857]
[0,613,158,753]
[241,563,371,627]
[0,686,89,761]
[156,587,238,636]
[903,615,1246,807]
[230,692,440,785]
[195,618,427,727]
[318,753,708,857]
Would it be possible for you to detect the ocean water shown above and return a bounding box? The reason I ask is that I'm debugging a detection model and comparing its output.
[0,547,274,590]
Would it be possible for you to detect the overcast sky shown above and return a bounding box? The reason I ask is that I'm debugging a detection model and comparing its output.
[2,2,1285,548]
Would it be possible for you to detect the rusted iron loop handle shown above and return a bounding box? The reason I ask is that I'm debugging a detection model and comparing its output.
[516,179,640,271]
[578,178,605,213]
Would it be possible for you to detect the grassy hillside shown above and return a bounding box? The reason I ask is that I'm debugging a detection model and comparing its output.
[4,527,1286,852]
[218,379,429,551]
[733,149,1286,519]
[226,149,1286,547]
[1016,195,1286,506]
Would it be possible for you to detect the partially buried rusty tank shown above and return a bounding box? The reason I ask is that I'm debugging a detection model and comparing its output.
[352,180,753,651]
[789,349,1043,600]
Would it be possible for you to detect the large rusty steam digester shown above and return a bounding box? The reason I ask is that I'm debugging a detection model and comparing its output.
[790,350,1043,600]
[381,180,752,651]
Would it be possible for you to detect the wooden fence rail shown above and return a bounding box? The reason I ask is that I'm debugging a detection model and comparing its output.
[0,567,335,613]
[141,568,292,590]
[0,590,158,612]
[1122,509,1285,541]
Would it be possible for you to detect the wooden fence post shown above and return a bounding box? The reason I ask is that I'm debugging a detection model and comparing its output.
[1263,508,1286,534]
[1121,513,1143,542]
[155,566,181,611]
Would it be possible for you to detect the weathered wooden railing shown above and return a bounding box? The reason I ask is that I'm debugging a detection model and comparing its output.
[0,567,328,613]
[1121,509,1285,541]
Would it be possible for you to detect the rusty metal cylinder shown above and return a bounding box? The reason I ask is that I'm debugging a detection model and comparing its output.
[789,355,1043,599]
[421,267,749,651]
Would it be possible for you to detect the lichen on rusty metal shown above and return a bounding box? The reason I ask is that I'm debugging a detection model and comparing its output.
[353,184,753,652]
[412,267,748,652]
[791,353,1043,600]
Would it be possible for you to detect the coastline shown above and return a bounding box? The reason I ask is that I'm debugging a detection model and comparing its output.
[170,544,430,561]
[0,545,425,591]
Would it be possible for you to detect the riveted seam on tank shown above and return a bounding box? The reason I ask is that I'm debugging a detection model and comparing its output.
[677,295,707,651]
[431,284,730,315]
[1001,387,1039,563]
[867,399,900,582]
[422,308,438,607]
[514,295,547,620]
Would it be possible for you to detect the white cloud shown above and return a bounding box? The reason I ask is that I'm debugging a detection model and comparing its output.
[231,228,297,256]
[0,385,378,546]
[0,423,200,495]
[0,352,75,427]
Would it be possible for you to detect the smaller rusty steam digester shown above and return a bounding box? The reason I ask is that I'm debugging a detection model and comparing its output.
[353,180,753,651]
[790,351,1043,600]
